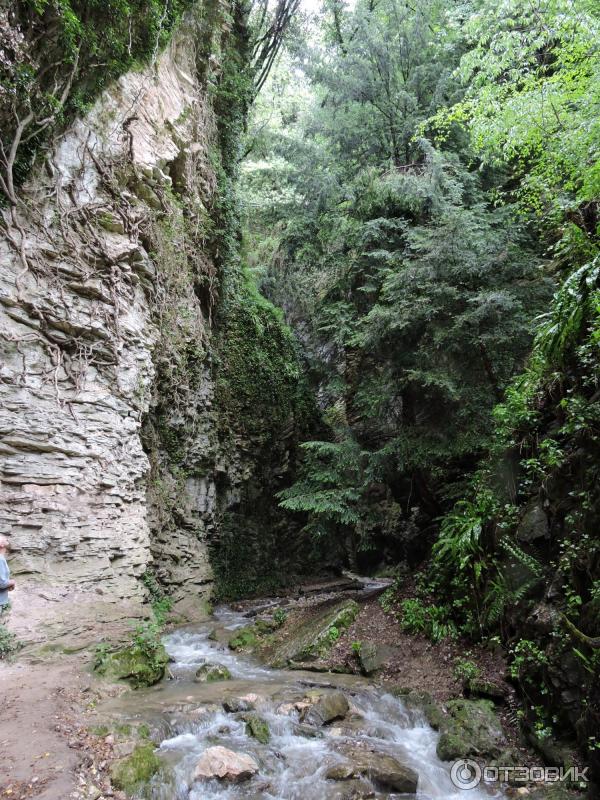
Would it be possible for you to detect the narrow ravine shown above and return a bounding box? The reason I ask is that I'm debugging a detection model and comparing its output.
[104,603,505,800]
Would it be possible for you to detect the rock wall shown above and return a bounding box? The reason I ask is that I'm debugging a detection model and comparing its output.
[0,7,234,642]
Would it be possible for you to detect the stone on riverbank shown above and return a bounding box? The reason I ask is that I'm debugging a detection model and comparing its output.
[110,743,163,794]
[388,687,446,730]
[269,600,359,665]
[223,693,262,712]
[436,698,507,761]
[95,642,168,688]
[358,641,394,675]
[228,626,259,651]
[195,663,232,683]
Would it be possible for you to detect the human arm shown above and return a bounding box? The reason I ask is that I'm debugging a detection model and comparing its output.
[0,559,13,591]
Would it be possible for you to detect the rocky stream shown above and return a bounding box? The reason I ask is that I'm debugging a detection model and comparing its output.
[101,598,506,800]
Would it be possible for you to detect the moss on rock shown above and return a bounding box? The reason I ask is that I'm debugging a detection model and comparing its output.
[389,688,446,730]
[268,600,360,665]
[110,742,162,795]
[228,626,259,651]
[245,714,270,744]
[195,663,232,682]
[94,640,168,689]
[436,699,507,762]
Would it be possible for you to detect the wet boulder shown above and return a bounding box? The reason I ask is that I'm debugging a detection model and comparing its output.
[276,700,311,716]
[293,723,324,739]
[268,600,359,665]
[303,691,349,726]
[193,746,259,783]
[327,777,380,799]
[245,714,271,744]
[223,693,262,713]
[94,642,168,689]
[228,626,259,652]
[194,663,232,683]
[328,746,419,794]
[388,687,446,730]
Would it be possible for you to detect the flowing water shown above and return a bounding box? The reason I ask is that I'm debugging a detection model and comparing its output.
[106,603,506,800]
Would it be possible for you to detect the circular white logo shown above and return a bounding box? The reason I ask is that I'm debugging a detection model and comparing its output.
[450,759,482,790]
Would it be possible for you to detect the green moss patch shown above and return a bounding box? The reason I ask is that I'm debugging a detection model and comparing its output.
[195,663,232,682]
[94,640,168,689]
[228,626,259,652]
[110,743,162,795]
[268,600,360,665]
[245,714,270,744]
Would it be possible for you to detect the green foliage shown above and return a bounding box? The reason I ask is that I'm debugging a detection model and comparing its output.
[431,488,498,632]
[399,598,458,643]
[453,658,482,684]
[228,626,259,651]
[379,579,403,614]
[508,639,549,682]
[94,620,168,689]
[434,254,600,643]
[278,438,363,527]
[216,273,305,439]
[141,570,173,625]
[0,623,21,660]
[326,624,340,644]
[438,0,600,262]
[272,608,287,627]
[94,587,170,689]
[131,619,165,668]
[245,0,599,767]
[535,257,600,367]
[249,0,550,567]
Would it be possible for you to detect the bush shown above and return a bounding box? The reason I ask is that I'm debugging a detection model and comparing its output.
[0,623,20,660]
[453,658,481,683]
[273,608,287,627]
[400,599,458,643]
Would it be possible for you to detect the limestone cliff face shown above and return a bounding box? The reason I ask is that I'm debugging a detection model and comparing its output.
[0,8,256,642]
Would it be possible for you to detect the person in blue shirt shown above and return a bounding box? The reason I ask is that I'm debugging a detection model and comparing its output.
[0,535,16,617]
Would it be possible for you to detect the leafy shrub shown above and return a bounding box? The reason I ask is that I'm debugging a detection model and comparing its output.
[379,578,403,614]
[327,625,340,643]
[399,598,458,643]
[453,658,481,683]
[273,608,287,627]
[0,623,21,660]
[141,571,173,625]
[508,639,548,681]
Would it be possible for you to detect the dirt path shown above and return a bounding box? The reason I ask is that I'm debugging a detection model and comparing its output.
[0,583,139,800]
[0,655,87,799]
